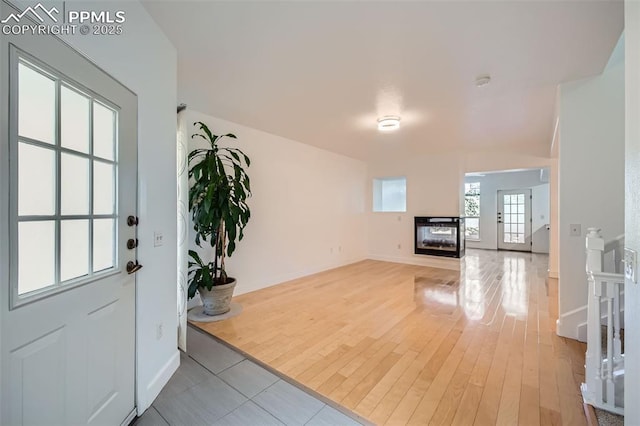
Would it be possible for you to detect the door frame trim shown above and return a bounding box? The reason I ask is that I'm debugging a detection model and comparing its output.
[496,188,533,252]
[1,1,139,422]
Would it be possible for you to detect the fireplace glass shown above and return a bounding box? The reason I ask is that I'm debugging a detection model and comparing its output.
[414,217,464,258]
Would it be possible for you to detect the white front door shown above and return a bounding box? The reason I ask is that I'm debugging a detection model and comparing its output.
[0,2,138,425]
[497,189,532,252]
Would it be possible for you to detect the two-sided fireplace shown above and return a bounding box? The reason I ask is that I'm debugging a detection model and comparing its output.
[414,217,465,258]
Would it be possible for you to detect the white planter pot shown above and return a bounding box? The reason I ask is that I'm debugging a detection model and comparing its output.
[198,279,236,316]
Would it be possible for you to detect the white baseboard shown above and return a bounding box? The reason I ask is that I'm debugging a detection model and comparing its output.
[367,253,461,271]
[557,297,626,343]
[137,350,180,415]
[235,253,458,297]
[234,256,368,296]
[557,305,588,342]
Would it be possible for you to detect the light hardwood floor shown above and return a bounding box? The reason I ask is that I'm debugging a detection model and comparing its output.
[192,250,587,425]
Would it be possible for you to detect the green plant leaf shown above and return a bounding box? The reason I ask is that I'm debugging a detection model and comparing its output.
[187,122,251,291]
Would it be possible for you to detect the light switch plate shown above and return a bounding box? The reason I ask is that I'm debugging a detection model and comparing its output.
[154,232,164,247]
[624,248,637,284]
[569,224,581,237]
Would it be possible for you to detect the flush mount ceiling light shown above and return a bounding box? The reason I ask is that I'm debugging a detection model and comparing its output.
[377,116,401,132]
[475,75,491,87]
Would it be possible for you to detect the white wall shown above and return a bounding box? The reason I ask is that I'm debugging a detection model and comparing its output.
[625,2,640,421]
[549,161,559,278]
[531,182,550,254]
[45,0,179,413]
[185,110,368,296]
[464,152,558,274]
[464,169,550,253]
[465,150,554,174]
[557,47,625,341]
[367,150,465,270]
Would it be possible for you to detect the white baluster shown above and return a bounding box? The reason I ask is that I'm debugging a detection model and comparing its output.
[582,228,625,414]
[606,283,615,405]
[613,281,622,365]
[585,229,605,405]
[593,278,603,405]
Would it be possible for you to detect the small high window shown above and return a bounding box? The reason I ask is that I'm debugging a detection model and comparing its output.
[373,177,406,212]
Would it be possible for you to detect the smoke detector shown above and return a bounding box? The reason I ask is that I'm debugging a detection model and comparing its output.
[475,75,491,87]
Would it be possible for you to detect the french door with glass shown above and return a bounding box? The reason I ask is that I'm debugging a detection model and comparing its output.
[0,2,138,424]
[497,189,532,252]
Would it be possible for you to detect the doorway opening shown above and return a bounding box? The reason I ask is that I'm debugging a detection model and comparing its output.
[464,168,551,254]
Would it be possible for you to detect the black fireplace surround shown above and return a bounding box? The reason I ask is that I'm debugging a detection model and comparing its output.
[414,217,465,258]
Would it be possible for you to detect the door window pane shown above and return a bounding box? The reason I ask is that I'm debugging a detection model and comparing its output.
[19,143,56,216]
[93,102,115,160]
[61,153,89,215]
[94,161,114,214]
[18,221,55,294]
[18,63,55,144]
[61,86,90,153]
[93,219,114,272]
[12,53,121,305]
[61,220,89,281]
[502,192,528,245]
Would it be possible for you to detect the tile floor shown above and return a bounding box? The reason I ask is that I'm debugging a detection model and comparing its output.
[134,326,367,426]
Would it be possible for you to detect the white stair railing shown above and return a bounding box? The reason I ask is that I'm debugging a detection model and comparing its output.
[581,228,625,415]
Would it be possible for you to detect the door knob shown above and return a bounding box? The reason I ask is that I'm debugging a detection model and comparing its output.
[127,216,139,226]
[126,261,143,274]
[127,238,138,249]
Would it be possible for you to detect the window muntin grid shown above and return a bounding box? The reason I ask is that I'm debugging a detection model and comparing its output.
[502,193,526,244]
[12,54,119,304]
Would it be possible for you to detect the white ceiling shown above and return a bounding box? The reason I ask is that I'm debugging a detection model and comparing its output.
[143,1,623,160]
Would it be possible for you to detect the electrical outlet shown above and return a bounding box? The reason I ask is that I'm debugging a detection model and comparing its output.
[624,248,637,284]
[154,232,164,247]
[569,224,581,237]
[397,243,402,250]
[156,323,163,340]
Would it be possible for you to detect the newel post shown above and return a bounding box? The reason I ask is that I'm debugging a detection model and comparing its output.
[584,227,605,406]
[586,228,604,273]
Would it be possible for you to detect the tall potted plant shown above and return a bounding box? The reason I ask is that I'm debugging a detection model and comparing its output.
[187,122,251,315]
